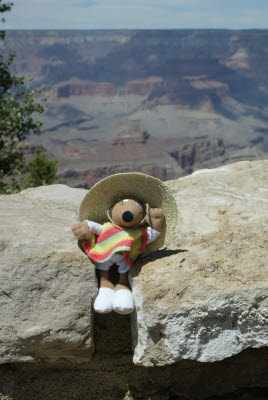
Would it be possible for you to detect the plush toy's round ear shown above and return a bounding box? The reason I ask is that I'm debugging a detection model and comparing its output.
[79,172,178,253]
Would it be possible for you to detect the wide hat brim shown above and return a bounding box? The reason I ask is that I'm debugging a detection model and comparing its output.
[79,172,178,253]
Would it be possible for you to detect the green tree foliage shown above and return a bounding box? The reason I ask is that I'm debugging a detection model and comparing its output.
[0,0,12,38]
[26,149,58,187]
[0,0,45,194]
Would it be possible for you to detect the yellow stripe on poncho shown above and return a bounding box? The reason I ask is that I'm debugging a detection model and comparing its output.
[82,222,148,267]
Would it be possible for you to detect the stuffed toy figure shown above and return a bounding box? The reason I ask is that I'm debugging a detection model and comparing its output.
[72,172,178,315]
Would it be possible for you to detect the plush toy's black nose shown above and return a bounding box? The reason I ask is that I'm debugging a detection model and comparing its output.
[122,211,133,222]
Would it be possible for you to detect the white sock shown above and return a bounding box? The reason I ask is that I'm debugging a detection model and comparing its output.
[94,287,114,314]
[113,289,134,315]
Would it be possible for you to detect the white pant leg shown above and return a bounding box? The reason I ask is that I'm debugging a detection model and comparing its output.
[111,254,134,314]
[94,259,113,271]
[93,259,114,314]
[111,254,131,273]
[94,254,130,273]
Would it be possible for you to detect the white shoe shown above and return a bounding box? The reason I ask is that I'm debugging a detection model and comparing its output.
[94,287,114,314]
[113,289,135,315]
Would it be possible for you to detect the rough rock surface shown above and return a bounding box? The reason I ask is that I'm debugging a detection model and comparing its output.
[130,160,268,366]
[0,161,268,399]
[0,160,267,374]
[0,185,97,364]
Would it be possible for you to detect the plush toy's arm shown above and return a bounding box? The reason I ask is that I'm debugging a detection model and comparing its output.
[72,220,103,240]
[85,220,103,235]
[146,208,165,232]
[146,227,160,244]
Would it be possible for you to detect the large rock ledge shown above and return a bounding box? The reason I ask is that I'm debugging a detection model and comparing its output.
[0,185,97,364]
[131,160,268,366]
[0,161,267,368]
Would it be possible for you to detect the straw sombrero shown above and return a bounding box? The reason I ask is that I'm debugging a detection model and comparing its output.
[79,172,178,253]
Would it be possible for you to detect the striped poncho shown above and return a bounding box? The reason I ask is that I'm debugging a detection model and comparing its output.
[82,222,148,267]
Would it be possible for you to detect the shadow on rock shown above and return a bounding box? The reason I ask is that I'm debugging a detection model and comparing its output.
[131,248,188,277]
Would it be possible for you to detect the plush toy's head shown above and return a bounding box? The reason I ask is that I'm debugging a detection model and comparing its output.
[79,172,178,253]
[110,198,146,228]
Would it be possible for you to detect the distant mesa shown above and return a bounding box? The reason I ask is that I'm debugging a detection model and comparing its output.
[169,138,225,171]
[65,143,93,158]
[124,76,166,96]
[61,128,227,188]
[112,128,150,145]
[184,76,229,97]
[57,79,116,98]
[56,77,166,98]
[223,48,250,70]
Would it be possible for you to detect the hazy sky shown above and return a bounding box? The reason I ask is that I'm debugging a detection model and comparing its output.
[4,0,268,30]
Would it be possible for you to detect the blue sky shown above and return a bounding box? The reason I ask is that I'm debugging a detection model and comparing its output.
[4,0,268,30]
